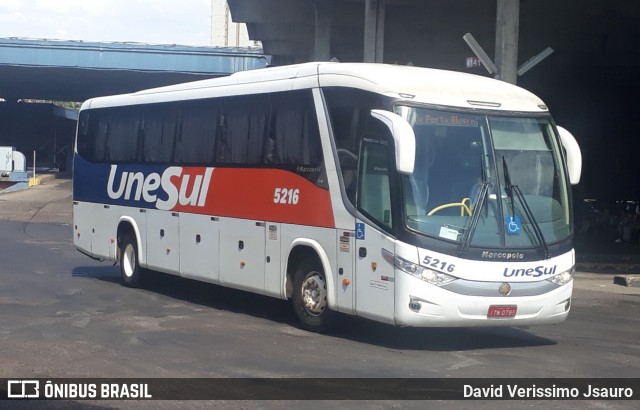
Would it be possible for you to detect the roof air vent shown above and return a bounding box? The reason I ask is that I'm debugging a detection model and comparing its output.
[467,100,501,108]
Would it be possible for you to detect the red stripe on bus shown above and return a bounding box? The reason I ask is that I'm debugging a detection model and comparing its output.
[170,168,335,228]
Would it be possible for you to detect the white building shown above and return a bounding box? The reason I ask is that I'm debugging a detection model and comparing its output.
[211,0,260,48]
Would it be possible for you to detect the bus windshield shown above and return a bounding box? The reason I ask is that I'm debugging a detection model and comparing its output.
[397,106,571,250]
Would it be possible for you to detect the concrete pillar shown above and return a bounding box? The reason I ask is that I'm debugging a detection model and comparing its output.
[364,0,385,63]
[314,6,331,61]
[495,0,519,84]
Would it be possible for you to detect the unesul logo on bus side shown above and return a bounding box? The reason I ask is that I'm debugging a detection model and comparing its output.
[106,165,212,210]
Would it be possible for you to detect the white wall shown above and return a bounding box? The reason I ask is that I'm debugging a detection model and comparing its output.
[211,0,257,47]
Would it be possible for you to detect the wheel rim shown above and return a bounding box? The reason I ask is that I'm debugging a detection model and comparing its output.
[301,272,327,316]
[122,243,136,278]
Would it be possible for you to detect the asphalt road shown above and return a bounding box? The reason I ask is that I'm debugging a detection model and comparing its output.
[1,179,639,410]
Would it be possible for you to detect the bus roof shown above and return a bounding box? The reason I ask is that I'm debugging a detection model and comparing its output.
[83,62,548,113]
[317,63,547,113]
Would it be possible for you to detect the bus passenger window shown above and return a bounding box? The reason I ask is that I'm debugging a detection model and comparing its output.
[141,104,177,164]
[105,108,140,162]
[268,91,322,166]
[216,96,267,165]
[92,116,108,162]
[175,102,217,164]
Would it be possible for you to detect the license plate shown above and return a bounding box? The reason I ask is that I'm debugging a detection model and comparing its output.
[488,305,517,318]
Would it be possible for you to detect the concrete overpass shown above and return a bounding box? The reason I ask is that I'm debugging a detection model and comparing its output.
[229,0,638,80]
[228,0,640,200]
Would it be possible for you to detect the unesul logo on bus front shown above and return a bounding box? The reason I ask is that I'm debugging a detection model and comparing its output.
[503,265,557,278]
[106,165,212,210]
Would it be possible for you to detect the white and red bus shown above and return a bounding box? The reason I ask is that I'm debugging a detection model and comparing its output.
[73,62,582,332]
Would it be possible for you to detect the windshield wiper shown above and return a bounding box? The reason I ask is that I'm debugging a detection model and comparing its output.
[457,181,489,254]
[502,157,549,259]
[458,158,490,255]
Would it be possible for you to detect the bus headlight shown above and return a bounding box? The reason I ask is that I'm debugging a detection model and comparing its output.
[382,249,457,286]
[546,267,575,286]
[419,269,457,286]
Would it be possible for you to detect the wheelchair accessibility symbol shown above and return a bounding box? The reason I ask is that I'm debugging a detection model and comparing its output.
[356,223,365,240]
[505,216,522,234]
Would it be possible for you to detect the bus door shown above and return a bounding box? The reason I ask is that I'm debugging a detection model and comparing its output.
[354,138,396,324]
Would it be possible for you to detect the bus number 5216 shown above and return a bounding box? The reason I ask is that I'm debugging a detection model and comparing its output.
[273,188,300,205]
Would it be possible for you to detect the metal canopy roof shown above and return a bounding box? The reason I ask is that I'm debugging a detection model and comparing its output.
[0,38,269,102]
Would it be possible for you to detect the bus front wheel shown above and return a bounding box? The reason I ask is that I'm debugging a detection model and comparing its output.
[119,233,145,287]
[292,259,334,332]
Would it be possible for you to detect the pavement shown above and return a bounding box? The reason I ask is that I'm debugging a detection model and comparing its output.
[0,175,72,225]
[1,175,639,289]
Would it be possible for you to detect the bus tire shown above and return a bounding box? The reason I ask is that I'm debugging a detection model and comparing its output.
[292,259,334,332]
[120,233,145,287]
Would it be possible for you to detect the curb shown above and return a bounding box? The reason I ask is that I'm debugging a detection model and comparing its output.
[1,174,57,194]
[613,275,640,287]
[29,173,57,186]
[576,263,640,275]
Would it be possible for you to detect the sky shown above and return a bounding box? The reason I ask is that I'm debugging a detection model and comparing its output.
[0,0,213,46]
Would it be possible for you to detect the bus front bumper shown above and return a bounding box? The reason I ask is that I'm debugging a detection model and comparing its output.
[394,275,573,327]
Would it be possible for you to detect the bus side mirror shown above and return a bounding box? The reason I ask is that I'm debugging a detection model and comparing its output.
[557,126,582,185]
[370,109,415,174]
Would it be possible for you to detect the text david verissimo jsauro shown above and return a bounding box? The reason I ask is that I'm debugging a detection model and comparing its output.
[464,384,634,399]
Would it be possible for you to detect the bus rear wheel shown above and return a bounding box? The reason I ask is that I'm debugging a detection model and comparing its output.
[292,259,334,332]
[119,233,145,287]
